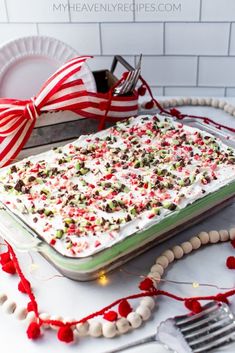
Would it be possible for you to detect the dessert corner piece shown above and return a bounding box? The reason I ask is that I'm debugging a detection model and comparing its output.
[0,115,234,258]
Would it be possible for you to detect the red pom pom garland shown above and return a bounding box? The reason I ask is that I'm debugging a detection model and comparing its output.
[27,302,34,312]
[185,299,202,314]
[0,251,11,265]
[18,279,31,294]
[57,325,74,343]
[144,100,154,110]
[27,322,41,340]
[215,293,229,304]
[139,278,154,291]
[226,256,235,269]
[2,260,16,275]
[103,311,118,322]
[137,85,147,96]
[0,228,235,344]
[231,239,235,249]
[118,299,132,318]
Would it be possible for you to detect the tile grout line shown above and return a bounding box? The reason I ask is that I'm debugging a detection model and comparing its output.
[36,23,39,35]
[1,21,235,25]
[196,56,200,86]
[3,0,9,22]
[163,22,165,55]
[99,23,103,55]
[68,0,72,22]
[199,0,202,21]
[133,0,135,22]
[227,22,232,55]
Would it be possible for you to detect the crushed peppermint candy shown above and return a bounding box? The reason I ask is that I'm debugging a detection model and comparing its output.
[0,115,234,257]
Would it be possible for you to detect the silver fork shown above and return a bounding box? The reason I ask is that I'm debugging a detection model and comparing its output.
[114,69,136,96]
[104,301,235,353]
[114,55,142,96]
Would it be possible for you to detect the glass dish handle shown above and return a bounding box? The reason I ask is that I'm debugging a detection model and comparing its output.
[0,208,41,251]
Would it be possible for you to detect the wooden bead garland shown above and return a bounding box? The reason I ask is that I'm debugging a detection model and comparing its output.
[0,227,235,343]
[142,96,235,123]
[147,228,235,291]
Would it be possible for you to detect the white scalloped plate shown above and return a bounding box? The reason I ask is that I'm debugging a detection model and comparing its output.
[0,36,96,99]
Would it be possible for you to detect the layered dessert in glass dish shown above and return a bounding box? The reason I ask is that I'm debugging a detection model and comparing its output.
[0,115,234,280]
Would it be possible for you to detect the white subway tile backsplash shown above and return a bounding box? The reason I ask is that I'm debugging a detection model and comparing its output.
[38,24,100,55]
[0,24,37,44]
[0,1,234,98]
[135,0,200,22]
[165,23,230,55]
[7,0,69,23]
[101,23,163,55]
[202,0,235,21]
[229,23,235,55]
[226,88,235,97]
[146,86,164,97]
[141,56,197,86]
[199,57,235,87]
[165,87,225,97]
[69,0,133,22]
[0,0,7,22]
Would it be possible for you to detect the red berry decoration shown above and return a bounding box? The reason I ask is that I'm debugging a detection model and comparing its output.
[18,279,31,294]
[118,299,132,318]
[2,260,16,274]
[145,100,154,109]
[103,311,118,322]
[139,277,154,291]
[138,85,147,96]
[226,256,235,269]
[0,251,11,265]
[27,322,41,340]
[57,325,74,343]
[185,299,202,314]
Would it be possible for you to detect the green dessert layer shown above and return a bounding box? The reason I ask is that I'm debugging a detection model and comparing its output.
[42,181,235,273]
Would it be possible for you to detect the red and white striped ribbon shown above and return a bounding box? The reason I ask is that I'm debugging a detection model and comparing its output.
[0,55,139,168]
[0,56,91,167]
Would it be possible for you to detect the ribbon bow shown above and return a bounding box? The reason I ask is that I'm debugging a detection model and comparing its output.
[0,56,92,167]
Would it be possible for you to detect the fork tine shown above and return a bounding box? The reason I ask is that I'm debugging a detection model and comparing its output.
[188,321,235,346]
[179,309,227,332]
[177,302,235,353]
[122,69,136,94]
[193,331,235,353]
[129,68,141,93]
[184,316,232,339]
[128,55,142,93]
[119,70,135,95]
[175,301,220,326]
[118,70,134,95]
[114,70,133,95]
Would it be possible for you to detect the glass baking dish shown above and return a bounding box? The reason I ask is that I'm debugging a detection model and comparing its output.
[0,116,234,281]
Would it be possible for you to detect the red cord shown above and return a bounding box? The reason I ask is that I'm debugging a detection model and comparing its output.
[2,240,235,335]
[139,75,235,134]
[6,242,40,320]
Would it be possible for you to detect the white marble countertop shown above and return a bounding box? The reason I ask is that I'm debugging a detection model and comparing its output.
[0,99,235,353]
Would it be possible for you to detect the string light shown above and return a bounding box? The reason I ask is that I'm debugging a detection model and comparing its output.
[98,272,109,286]
[29,263,39,273]
[192,282,200,288]
[120,268,234,291]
